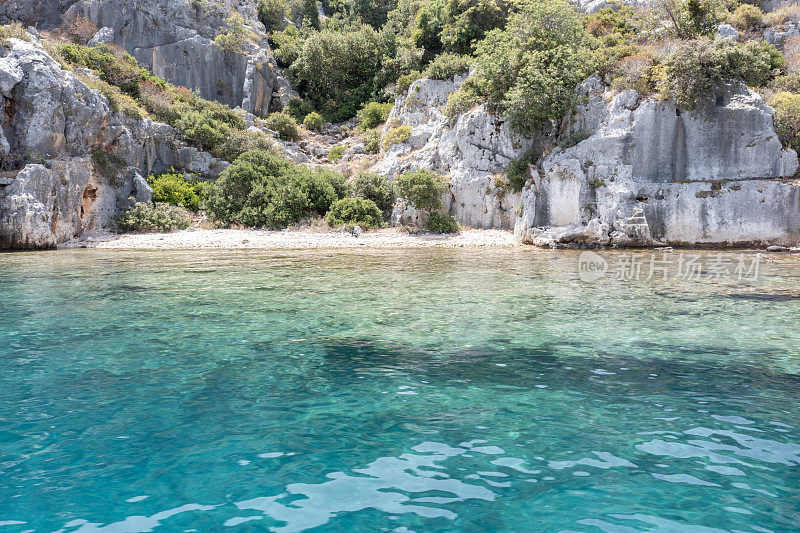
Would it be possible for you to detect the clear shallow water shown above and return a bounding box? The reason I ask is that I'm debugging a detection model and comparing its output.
[0,248,799,532]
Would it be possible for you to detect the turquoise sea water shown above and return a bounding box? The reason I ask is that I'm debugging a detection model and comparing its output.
[0,248,799,532]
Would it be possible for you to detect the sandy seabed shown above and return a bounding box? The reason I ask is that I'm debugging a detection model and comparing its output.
[83,228,519,250]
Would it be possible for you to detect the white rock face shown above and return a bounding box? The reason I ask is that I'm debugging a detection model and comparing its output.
[0,37,225,248]
[62,0,283,115]
[516,84,800,247]
[373,76,535,229]
[376,73,800,246]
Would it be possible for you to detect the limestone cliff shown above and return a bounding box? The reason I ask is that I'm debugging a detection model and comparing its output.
[3,0,290,116]
[0,35,225,249]
[376,74,800,247]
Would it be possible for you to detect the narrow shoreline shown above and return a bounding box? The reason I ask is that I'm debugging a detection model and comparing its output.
[77,228,520,250]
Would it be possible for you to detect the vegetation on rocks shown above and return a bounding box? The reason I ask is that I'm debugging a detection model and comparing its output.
[116,202,193,233]
[202,150,348,228]
[265,112,301,141]
[326,197,385,228]
[396,169,446,211]
[349,172,396,216]
[424,211,459,233]
[768,91,800,152]
[53,42,273,162]
[148,172,205,211]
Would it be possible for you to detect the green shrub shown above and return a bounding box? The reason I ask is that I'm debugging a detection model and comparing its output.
[349,172,395,215]
[608,52,659,95]
[328,145,346,161]
[0,22,30,45]
[56,41,272,162]
[357,101,394,129]
[203,150,346,228]
[424,212,459,233]
[443,81,481,117]
[91,150,127,181]
[265,112,301,141]
[770,74,800,93]
[326,197,384,229]
[215,13,254,53]
[363,128,381,154]
[57,43,163,100]
[396,70,422,95]
[729,4,763,29]
[661,39,782,109]
[662,0,725,38]
[424,52,471,81]
[505,147,540,192]
[215,129,276,162]
[176,111,232,153]
[258,0,289,31]
[303,111,325,131]
[270,26,305,67]
[298,167,346,215]
[289,24,389,121]
[468,0,595,134]
[116,202,192,232]
[287,97,316,122]
[79,75,146,119]
[383,125,412,149]
[148,171,204,211]
[769,91,800,152]
[395,169,446,211]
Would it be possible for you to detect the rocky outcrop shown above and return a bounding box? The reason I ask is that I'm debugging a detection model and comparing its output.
[519,83,800,247]
[373,76,536,229]
[0,35,224,249]
[0,0,78,28]
[62,0,284,115]
[377,73,800,247]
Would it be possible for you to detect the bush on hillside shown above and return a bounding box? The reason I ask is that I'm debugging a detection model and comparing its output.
[506,147,540,192]
[383,125,412,149]
[265,112,301,141]
[423,52,471,80]
[203,150,346,228]
[349,172,396,215]
[729,4,763,30]
[661,0,725,38]
[460,0,595,134]
[661,38,782,109]
[289,25,389,121]
[326,197,384,229]
[395,169,446,211]
[116,202,192,232]
[215,13,254,53]
[357,101,394,129]
[424,212,459,233]
[57,43,164,100]
[258,0,289,31]
[148,172,204,211]
[769,91,800,152]
[328,145,346,161]
[303,111,325,131]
